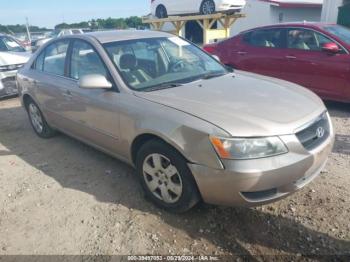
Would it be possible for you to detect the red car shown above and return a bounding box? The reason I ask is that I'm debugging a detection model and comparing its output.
[204,23,350,103]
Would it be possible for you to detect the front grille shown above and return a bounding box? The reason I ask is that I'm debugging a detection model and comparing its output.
[296,113,330,151]
[0,64,24,72]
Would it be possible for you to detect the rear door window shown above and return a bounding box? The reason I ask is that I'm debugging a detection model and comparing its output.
[34,51,45,71]
[244,29,284,48]
[43,40,69,76]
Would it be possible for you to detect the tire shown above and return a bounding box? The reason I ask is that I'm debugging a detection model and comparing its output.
[136,139,200,213]
[155,5,168,19]
[200,0,216,15]
[26,98,57,139]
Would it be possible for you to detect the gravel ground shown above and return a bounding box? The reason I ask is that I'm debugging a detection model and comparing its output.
[0,97,349,259]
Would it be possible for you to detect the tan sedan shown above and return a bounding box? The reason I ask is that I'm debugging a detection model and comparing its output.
[17,30,334,212]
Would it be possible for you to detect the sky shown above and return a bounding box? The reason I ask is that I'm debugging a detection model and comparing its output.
[0,0,150,28]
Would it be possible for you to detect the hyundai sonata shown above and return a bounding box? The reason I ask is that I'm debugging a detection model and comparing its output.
[17,30,334,212]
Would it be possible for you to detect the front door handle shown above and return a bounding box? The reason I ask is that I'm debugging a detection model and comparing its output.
[286,55,297,60]
[237,51,247,55]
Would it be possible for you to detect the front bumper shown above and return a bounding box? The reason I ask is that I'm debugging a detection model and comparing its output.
[0,71,18,98]
[189,124,335,207]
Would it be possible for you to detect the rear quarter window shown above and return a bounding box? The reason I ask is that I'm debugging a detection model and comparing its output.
[33,51,45,71]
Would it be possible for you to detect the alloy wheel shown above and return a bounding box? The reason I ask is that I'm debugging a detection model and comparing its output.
[29,103,43,133]
[202,0,215,15]
[143,153,183,204]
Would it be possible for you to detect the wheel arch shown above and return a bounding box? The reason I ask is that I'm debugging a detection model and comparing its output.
[155,4,168,18]
[22,93,34,110]
[21,94,52,127]
[156,4,166,10]
[130,133,188,167]
[131,132,204,208]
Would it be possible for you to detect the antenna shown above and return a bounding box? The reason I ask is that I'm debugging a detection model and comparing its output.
[25,17,31,42]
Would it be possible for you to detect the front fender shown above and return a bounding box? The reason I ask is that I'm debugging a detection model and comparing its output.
[119,95,229,170]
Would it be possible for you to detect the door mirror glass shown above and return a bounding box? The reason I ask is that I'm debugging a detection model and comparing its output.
[322,42,340,54]
[78,74,113,89]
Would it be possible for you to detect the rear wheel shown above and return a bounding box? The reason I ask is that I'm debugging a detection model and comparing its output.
[155,5,168,19]
[136,140,200,213]
[26,99,56,138]
[200,0,216,15]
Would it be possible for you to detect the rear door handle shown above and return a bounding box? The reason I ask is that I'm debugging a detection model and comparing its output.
[237,51,247,55]
[62,89,73,99]
[286,55,297,59]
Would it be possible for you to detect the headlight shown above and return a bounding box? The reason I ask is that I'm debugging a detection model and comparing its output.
[210,136,288,160]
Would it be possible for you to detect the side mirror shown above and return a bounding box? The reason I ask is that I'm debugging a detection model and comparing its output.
[212,55,221,62]
[78,74,113,89]
[225,65,234,73]
[322,42,340,54]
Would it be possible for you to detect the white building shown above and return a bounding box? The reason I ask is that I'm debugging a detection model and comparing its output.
[231,0,324,35]
[321,0,348,23]
[148,0,325,43]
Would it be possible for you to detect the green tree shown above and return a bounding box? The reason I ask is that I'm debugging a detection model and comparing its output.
[125,16,143,29]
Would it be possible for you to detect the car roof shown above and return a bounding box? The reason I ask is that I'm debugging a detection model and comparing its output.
[83,30,173,44]
[240,22,337,34]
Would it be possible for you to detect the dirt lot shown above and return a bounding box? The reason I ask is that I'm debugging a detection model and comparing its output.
[0,97,349,259]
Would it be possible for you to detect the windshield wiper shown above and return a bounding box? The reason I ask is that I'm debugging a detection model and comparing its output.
[144,82,183,92]
[200,72,228,80]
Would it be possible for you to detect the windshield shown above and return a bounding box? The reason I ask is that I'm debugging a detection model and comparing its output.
[323,25,350,45]
[103,37,228,91]
[0,36,25,52]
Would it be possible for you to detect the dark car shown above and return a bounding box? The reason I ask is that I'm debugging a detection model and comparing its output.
[204,23,350,103]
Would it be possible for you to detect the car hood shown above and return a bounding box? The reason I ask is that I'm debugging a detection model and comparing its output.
[0,51,31,66]
[135,71,326,137]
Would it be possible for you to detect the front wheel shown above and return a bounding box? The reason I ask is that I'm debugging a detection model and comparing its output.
[136,140,200,213]
[200,0,216,15]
